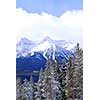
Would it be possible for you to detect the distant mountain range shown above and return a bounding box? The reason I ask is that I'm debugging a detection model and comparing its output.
[16,36,77,81]
[16,36,76,58]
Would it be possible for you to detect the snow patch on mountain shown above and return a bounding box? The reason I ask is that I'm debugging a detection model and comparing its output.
[16,36,76,59]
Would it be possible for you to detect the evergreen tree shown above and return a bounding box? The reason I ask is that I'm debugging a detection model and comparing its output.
[30,74,33,85]
[44,59,52,100]
[52,60,62,100]
[44,59,61,100]
[35,68,46,100]
[72,43,83,100]
[53,60,59,80]
[66,57,73,100]
[16,77,22,100]
[30,75,37,100]
[58,59,67,100]
[21,78,33,100]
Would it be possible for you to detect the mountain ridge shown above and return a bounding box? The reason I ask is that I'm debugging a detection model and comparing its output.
[16,36,76,59]
[16,36,76,82]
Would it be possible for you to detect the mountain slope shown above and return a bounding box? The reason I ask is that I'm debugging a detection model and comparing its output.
[16,36,76,81]
[16,38,36,57]
[16,36,76,59]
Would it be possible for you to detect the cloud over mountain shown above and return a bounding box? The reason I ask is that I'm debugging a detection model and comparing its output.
[16,8,83,47]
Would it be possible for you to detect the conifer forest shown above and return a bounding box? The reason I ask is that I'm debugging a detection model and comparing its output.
[16,44,83,100]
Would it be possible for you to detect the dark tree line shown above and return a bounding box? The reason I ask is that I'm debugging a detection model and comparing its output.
[16,43,83,100]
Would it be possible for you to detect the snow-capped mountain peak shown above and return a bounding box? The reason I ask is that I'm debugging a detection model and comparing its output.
[16,36,76,60]
[16,37,36,57]
[29,38,57,60]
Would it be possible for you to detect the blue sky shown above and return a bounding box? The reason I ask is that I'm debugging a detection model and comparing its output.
[16,0,83,16]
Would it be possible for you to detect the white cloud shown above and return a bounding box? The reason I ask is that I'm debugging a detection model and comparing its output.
[16,8,83,47]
